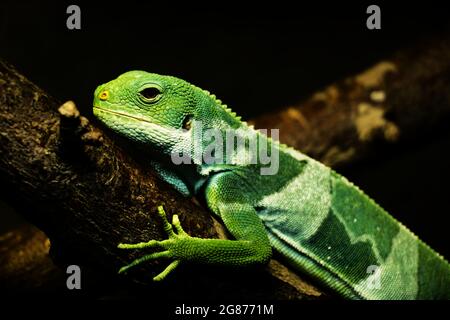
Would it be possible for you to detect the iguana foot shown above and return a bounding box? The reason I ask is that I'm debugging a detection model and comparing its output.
[117,205,188,281]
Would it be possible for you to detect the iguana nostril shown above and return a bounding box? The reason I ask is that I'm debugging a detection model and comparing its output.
[99,91,109,101]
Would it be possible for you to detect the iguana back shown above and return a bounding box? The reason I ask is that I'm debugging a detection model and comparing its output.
[93,70,450,299]
[252,144,450,299]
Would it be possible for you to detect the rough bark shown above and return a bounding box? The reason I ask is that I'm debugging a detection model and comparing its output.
[0,225,66,293]
[1,36,449,299]
[0,60,322,299]
[251,38,450,167]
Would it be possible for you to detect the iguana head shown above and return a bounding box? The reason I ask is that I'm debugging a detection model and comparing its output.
[93,70,203,152]
[93,70,242,162]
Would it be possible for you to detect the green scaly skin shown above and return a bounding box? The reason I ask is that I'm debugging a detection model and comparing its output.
[93,71,450,299]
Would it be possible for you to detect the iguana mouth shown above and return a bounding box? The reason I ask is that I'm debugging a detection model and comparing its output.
[93,106,153,124]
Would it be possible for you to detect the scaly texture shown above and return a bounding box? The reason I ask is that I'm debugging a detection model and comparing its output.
[93,71,450,299]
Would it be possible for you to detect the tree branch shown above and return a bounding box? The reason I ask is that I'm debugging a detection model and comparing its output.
[251,37,450,167]
[1,36,449,298]
[0,60,322,299]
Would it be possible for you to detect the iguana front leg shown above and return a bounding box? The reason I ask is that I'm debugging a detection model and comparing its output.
[118,198,272,281]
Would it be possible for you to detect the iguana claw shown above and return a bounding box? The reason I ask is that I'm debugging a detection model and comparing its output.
[117,205,186,281]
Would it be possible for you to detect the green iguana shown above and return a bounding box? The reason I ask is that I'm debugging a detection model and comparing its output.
[92,70,450,299]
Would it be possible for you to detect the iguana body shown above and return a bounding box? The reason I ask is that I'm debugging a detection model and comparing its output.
[93,71,450,299]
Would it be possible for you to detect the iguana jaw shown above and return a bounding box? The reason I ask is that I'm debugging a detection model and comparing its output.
[93,104,184,153]
[93,106,153,124]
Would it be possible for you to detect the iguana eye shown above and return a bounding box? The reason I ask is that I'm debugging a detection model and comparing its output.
[138,86,162,102]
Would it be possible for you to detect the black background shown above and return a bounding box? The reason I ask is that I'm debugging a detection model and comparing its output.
[1,1,450,261]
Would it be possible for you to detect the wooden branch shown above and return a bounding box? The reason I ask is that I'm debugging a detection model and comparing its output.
[2,36,449,298]
[0,225,65,292]
[0,60,322,299]
[251,37,450,167]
